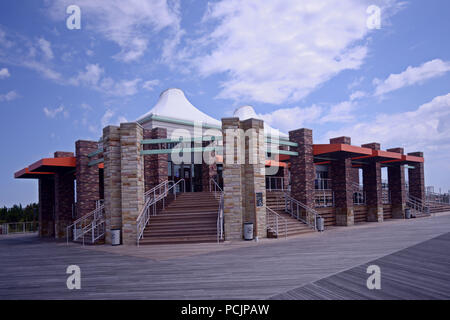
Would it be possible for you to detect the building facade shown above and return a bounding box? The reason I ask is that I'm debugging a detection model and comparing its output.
[15,89,426,245]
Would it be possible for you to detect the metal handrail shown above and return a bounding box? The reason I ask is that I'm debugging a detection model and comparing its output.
[266,206,287,239]
[284,193,321,231]
[406,194,430,216]
[315,178,332,190]
[217,193,224,243]
[136,179,186,246]
[145,180,170,203]
[314,190,334,207]
[66,204,105,244]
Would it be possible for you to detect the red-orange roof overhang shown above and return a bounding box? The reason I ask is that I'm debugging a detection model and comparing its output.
[28,157,76,173]
[380,154,424,166]
[14,167,54,179]
[313,144,372,162]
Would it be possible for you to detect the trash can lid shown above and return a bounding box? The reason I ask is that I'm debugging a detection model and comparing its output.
[244,222,253,225]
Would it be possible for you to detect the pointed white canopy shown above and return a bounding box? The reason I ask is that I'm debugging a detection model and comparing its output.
[137,88,221,127]
[233,105,288,138]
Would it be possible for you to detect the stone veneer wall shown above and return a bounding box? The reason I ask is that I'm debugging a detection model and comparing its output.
[222,118,244,240]
[143,128,168,191]
[289,128,314,207]
[120,123,145,245]
[103,126,122,244]
[39,177,55,237]
[361,143,383,222]
[241,118,266,239]
[408,151,425,202]
[75,140,100,218]
[387,148,406,219]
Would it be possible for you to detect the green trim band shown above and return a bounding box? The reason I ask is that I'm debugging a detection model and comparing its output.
[265,138,298,147]
[88,149,103,158]
[88,158,104,167]
[141,136,223,145]
[266,149,299,156]
[141,146,223,156]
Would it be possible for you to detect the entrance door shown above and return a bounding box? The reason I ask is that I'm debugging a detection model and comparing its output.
[182,166,192,192]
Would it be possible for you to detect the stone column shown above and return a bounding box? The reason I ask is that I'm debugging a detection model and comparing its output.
[222,118,244,240]
[407,152,425,202]
[241,118,266,239]
[75,140,100,218]
[53,152,75,239]
[103,125,122,244]
[288,128,315,207]
[143,128,168,191]
[38,177,55,237]
[387,148,406,219]
[120,123,145,245]
[362,143,383,222]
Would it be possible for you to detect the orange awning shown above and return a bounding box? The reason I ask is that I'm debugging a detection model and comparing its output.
[29,157,76,173]
[14,167,54,179]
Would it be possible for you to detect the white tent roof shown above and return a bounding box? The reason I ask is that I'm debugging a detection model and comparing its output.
[137,88,288,138]
[137,88,221,127]
[233,105,288,138]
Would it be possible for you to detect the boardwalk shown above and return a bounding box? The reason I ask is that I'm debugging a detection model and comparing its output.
[1,213,450,300]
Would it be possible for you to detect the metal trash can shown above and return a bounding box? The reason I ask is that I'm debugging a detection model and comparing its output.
[316,216,325,232]
[405,208,411,219]
[111,228,121,246]
[244,223,254,241]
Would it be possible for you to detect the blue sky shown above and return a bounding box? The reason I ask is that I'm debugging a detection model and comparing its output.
[1,0,450,207]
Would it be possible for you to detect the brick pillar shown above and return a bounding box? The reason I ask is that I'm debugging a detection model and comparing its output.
[329,136,354,226]
[407,152,425,202]
[75,140,100,218]
[387,148,406,219]
[38,177,54,237]
[241,118,266,239]
[120,123,145,245]
[103,126,122,244]
[362,143,383,222]
[288,128,315,207]
[222,118,244,240]
[143,128,168,191]
[53,152,75,238]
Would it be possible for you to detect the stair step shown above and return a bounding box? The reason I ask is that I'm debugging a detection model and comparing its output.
[139,235,219,245]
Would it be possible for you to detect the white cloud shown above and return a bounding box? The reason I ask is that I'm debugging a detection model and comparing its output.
[324,93,450,152]
[0,68,10,79]
[187,0,399,104]
[0,90,19,102]
[142,80,160,91]
[70,64,104,87]
[47,0,181,62]
[69,64,141,96]
[374,59,450,96]
[38,38,54,60]
[349,90,367,101]
[320,101,356,123]
[43,105,67,118]
[101,109,115,127]
[259,105,323,132]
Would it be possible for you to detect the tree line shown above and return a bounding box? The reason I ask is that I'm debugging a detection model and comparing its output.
[0,203,38,223]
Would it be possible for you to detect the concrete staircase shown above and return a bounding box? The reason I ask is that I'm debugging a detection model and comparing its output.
[427,202,450,214]
[139,192,220,245]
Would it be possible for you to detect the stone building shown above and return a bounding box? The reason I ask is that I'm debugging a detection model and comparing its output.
[15,88,427,245]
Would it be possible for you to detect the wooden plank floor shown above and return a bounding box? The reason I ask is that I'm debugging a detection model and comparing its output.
[271,232,450,300]
[1,213,450,300]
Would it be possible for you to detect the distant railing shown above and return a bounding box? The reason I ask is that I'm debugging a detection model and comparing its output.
[314,190,334,207]
[1,222,38,235]
[217,193,224,243]
[351,183,366,205]
[407,194,430,216]
[266,206,287,239]
[266,176,286,191]
[315,178,332,190]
